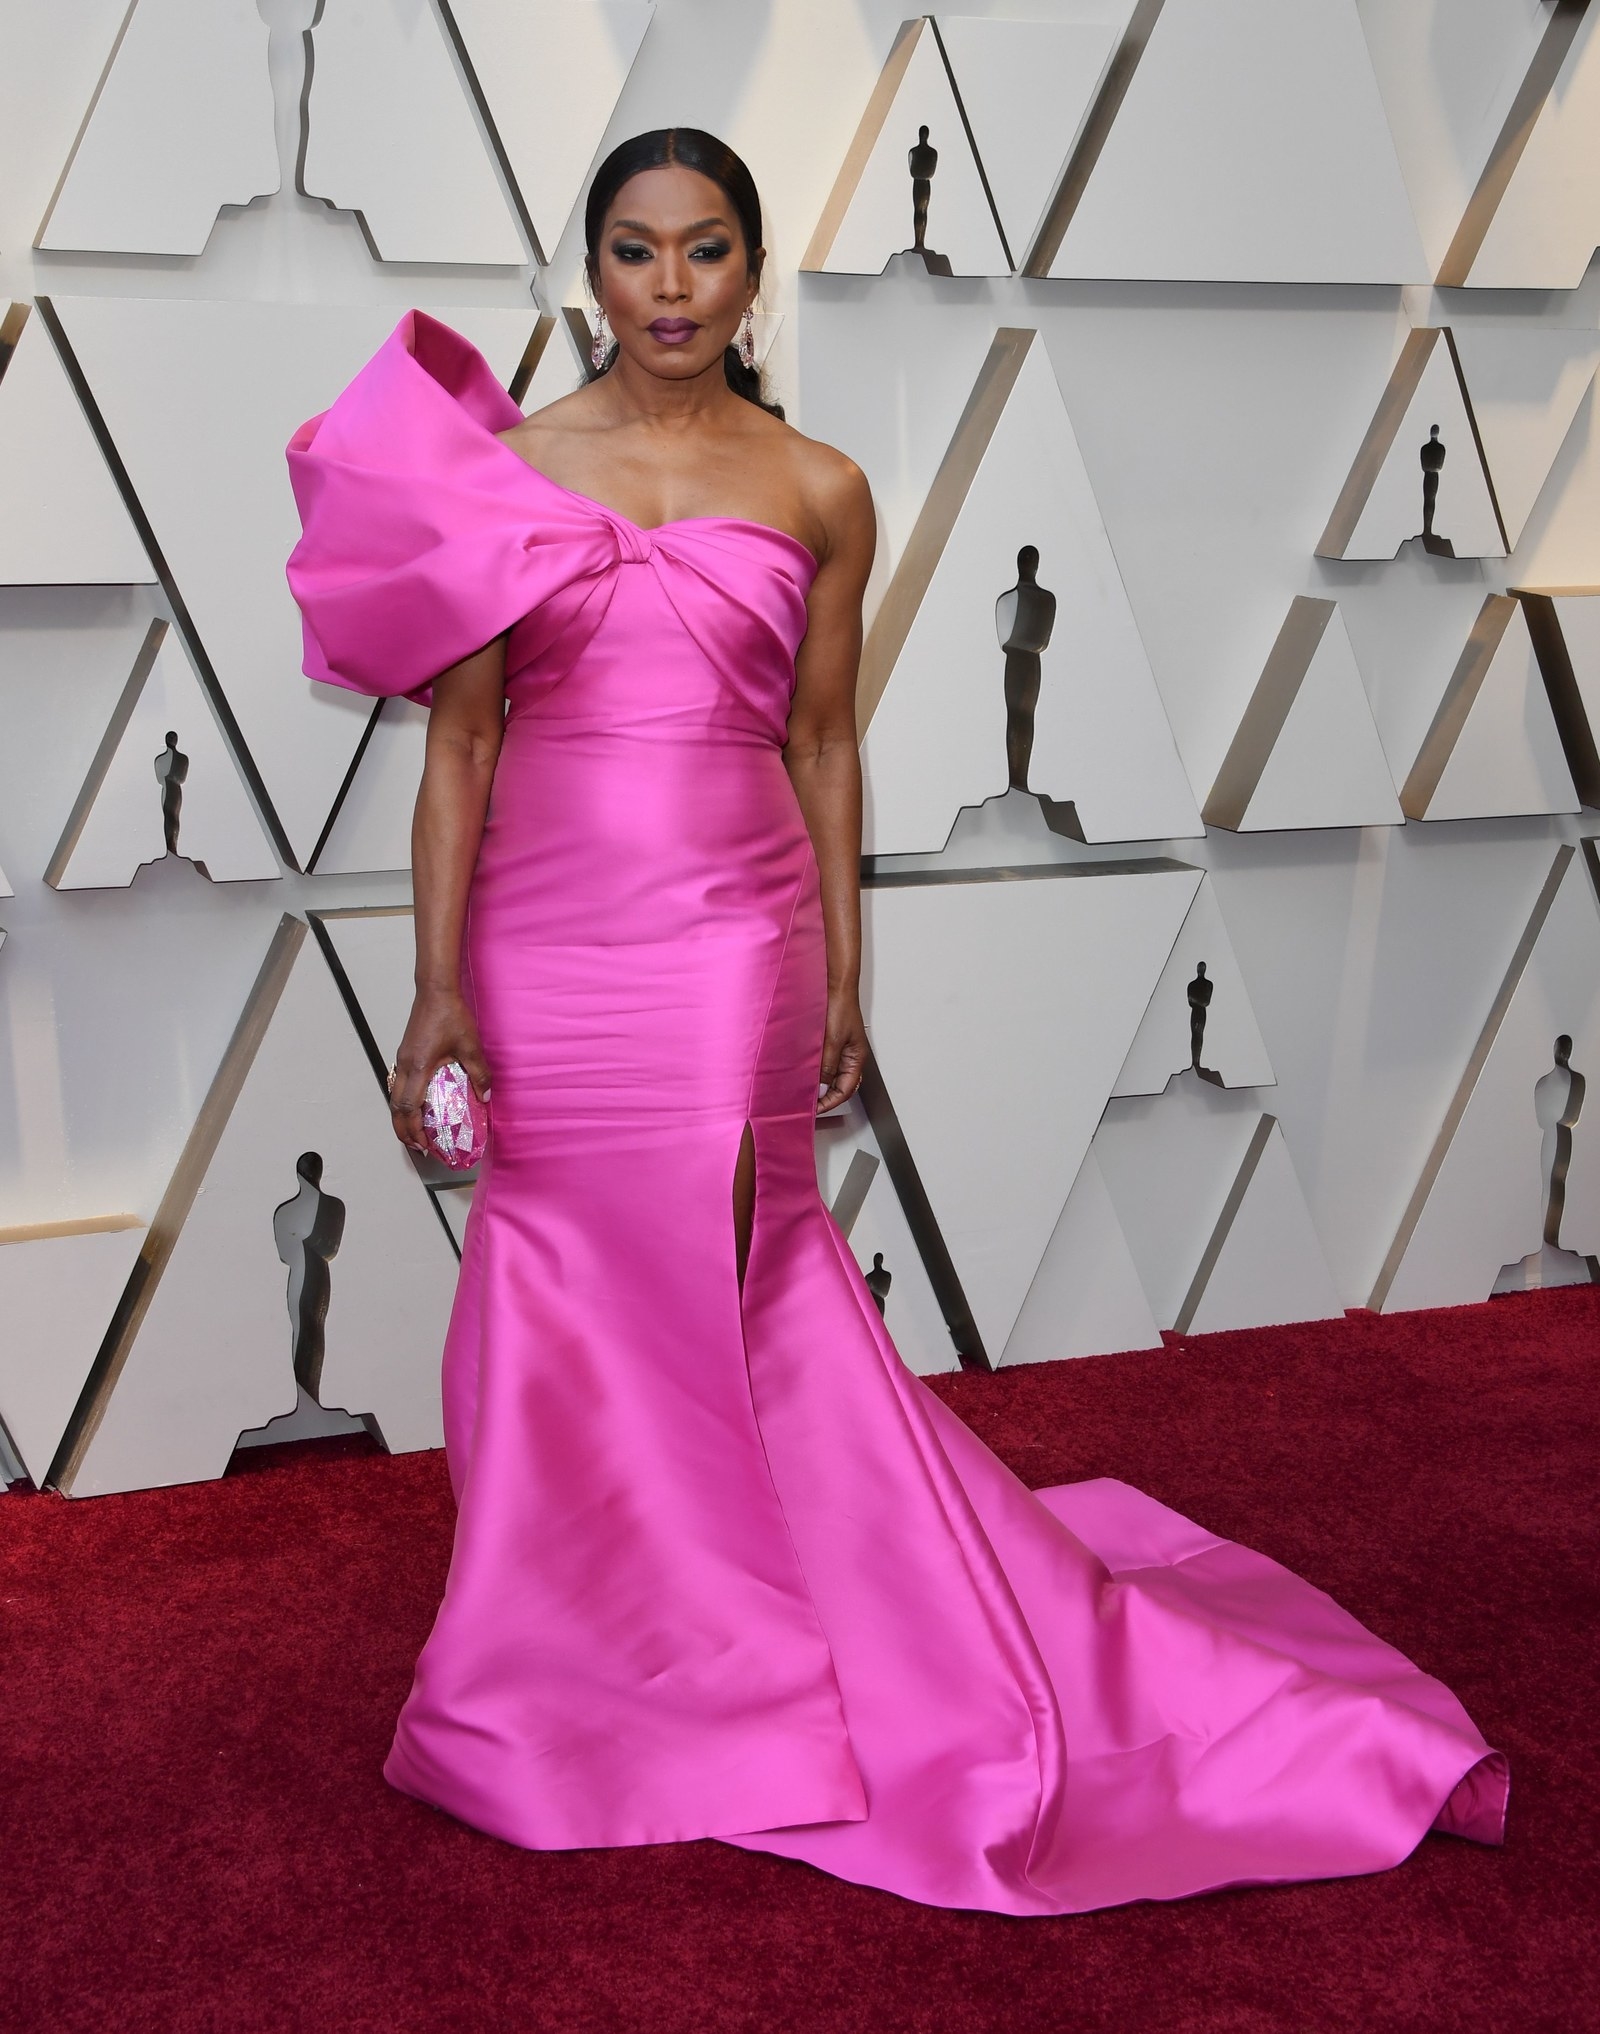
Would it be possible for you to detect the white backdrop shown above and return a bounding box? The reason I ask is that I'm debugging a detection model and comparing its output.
[2,0,1598,1494]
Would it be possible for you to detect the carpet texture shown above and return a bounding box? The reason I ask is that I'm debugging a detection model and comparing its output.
[3,1288,1596,2033]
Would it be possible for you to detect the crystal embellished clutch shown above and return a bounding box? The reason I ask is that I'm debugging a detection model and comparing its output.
[421,1059,489,1170]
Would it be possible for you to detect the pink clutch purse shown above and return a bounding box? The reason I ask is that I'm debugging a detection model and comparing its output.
[421,1059,490,1170]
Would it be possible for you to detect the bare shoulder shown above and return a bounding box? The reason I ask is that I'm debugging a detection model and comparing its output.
[769,420,875,570]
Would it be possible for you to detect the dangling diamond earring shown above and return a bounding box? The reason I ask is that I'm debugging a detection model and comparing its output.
[590,306,610,372]
[738,307,755,370]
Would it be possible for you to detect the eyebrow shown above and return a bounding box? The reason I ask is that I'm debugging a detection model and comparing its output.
[608,217,731,235]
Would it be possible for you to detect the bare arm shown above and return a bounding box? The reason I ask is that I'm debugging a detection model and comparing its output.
[388,633,507,1151]
[784,456,877,1114]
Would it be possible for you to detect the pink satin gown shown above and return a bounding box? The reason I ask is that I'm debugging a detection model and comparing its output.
[284,310,1506,1914]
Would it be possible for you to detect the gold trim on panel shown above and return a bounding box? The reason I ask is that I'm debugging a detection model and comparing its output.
[561,305,596,363]
[0,1215,142,1246]
[0,301,30,382]
[1367,843,1575,1311]
[507,312,555,408]
[1435,0,1590,288]
[1521,591,1600,809]
[43,616,166,889]
[1022,0,1168,277]
[33,0,139,249]
[1203,597,1336,832]
[47,914,307,1492]
[1316,328,1438,559]
[802,18,927,272]
[1317,327,1506,559]
[1399,593,1518,819]
[1172,1111,1275,1336]
[856,325,1034,737]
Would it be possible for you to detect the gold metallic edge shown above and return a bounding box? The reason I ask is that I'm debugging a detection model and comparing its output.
[43,616,167,889]
[1367,842,1575,1311]
[1023,0,1167,278]
[48,914,307,1491]
[1316,328,1438,560]
[857,325,1035,737]
[1399,593,1517,820]
[802,18,926,272]
[1203,597,1336,831]
[1172,1111,1276,1336]
[1437,0,1590,288]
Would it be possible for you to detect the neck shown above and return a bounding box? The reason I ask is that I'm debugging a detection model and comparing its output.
[598,347,740,430]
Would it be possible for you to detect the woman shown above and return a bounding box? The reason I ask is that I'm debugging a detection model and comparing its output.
[285,129,1505,1914]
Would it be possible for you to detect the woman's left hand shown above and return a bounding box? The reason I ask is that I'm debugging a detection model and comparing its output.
[818,986,869,1115]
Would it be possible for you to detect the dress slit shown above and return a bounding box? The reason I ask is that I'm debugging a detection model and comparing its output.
[732,1118,757,1293]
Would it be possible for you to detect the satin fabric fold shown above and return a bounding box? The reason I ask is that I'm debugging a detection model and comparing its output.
[283,310,1507,1914]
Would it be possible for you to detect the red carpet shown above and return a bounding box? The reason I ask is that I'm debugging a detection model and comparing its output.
[4,1289,1596,2033]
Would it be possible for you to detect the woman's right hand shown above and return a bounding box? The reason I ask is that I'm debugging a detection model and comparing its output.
[388,986,492,1154]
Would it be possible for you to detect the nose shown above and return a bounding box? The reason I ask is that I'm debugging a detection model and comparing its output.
[654,250,690,302]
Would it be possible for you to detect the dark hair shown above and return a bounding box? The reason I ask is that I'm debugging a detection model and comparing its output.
[582,127,782,419]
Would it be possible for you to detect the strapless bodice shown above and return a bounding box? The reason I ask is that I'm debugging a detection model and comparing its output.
[285,310,816,751]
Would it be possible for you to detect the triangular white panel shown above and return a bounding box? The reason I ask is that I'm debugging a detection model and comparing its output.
[67,921,458,1497]
[1451,327,1600,550]
[0,1219,145,1483]
[311,699,429,878]
[1376,846,1600,1313]
[1404,597,1579,823]
[312,906,418,1062]
[46,620,279,889]
[1051,0,1425,282]
[1091,1073,1269,1330]
[861,862,1200,1360]
[1337,333,1505,562]
[1466,7,1600,290]
[1000,1148,1162,1367]
[815,1105,956,1377]
[45,298,539,869]
[1356,0,1556,282]
[862,332,1200,855]
[443,0,654,261]
[804,18,1009,277]
[1514,373,1600,590]
[1178,1117,1342,1334]
[1113,876,1275,1096]
[0,307,153,584]
[1207,600,1403,833]
[302,0,526,264]
[0,862,11,898]
[934,16,1119,264]
[36,0,278,255]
